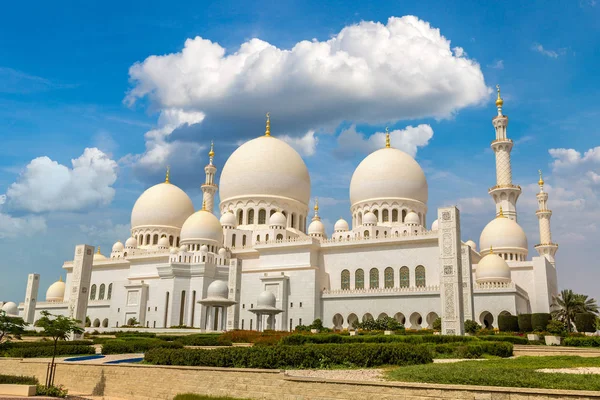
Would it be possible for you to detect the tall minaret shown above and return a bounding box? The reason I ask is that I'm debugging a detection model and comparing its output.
[488,85,522,221]
[201,141,218,214]
[535,171,559,265]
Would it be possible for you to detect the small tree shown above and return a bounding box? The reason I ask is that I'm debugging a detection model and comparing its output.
[546,320,566,336]
[35,311,84,387]
[432,317,442,331]
[0,310,27,344]
[464,319,481,334]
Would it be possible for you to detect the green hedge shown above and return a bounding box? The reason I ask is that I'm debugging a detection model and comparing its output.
[498,315,519,332]
[102,339,184,354]
[425,342,513,359]
[174,334,232,347]
[575,313,597,333]
[280,334,478,346]
[2,345,96,358]
[531,313,551,332]
[517,314,532,332]
[563,336,600,347]
[0,374,39,385]
[114,331,157,338]
[1,340,92,348]
[477,335,528,345]
[145,343,433,368]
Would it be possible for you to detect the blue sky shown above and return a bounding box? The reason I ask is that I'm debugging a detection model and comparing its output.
[1,0,599,303]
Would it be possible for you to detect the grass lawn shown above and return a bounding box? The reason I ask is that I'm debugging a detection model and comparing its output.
[387,356,600,391]
[174,395,247,400]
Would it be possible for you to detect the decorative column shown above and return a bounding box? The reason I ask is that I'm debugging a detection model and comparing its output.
[201,141,218,214]
[23,273,40,324]
[438,207,465,335]
[68,245,94,340]
[488,85,522,221]
[535,171,559,265]
[460,246,475,322]
[226,259,242,330]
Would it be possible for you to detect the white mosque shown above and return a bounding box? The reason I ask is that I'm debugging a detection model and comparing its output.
[7,87,559,333]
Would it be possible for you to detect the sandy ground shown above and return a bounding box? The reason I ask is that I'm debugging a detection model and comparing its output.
[537,367,600,375]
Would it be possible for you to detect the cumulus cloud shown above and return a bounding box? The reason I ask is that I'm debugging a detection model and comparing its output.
[531,43,565,58]
[0,212,47,238]
[336,124,433,157]
[4,148,118,213]
[549,146,600,171]
[280,130,318,156]
[488,60,504,69]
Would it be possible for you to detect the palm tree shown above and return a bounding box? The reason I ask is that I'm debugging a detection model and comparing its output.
[551,289,581,332]
[574,294,599,315]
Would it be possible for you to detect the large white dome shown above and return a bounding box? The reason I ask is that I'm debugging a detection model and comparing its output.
[480,215,528,256]
[180,209,223,245]
[219,136,311,205]
[2,302,18,316]
[131,182,195,229]
[206,280,228,299]
[46,278,65,302]
[476,252,511,283]
[350,147,428,206]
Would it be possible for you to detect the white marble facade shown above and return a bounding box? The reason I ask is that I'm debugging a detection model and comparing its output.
[16,90,559,332]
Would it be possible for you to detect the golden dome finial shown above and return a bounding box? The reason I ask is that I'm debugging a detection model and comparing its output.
[97,246,101,254]
[314,197,319,213]
[202,201,207,210]
[385,127,391,148]
[265,112,271,137]
[490,245,494,254]
[59,275,63,283]
[495,84,504,108]
[208,141,215,158]
[538,169,544,187]
[498,206,505,218]
[165,165,170,184]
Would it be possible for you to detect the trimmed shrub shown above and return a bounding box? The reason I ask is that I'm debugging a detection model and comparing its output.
[175,334,232,347]
[280,334,477,346]
[102,339,183,354]
[575,313,597,333]
[1,340,92,348]
[517,314,532,332]
[498,315,519,332]
[477,341,513,357]
[477,335,528,345]
[0,374,38,385]
[114,331,157,338]
[531,313,551,332]
[3,345,95,358]
[564,336,600,347]
[36,384,68,398]
[145,343,433,368]
[464,320,481,334]
[547,320,567,335]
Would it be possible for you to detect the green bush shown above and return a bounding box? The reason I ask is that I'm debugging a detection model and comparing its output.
[145,343,433,368]
[563,336,600,347]
[547,320,566,335]
[280,334,478,346]
[531,313,551,332]
[425,341,513,359]
[114,331,157,338]
[477,341,513,357]
[102,339,183,354]
[3,345,95,358]
[477,335,528,345]
[464,320,481,334]
[0,374,38,385]
[175,334,232,347]
[517,314,532,332]
[1,340,92,348]
[575,313,597,333]
[354,317,405,332]
[36,384,68,398]
[498,315,519,332]
[432,317,442,331]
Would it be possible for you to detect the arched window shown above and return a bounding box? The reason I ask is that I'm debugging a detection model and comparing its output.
[153,234,159,245]
[232,234,237,247]
[415,265,426,287]
[400,267,409,288]
[242,235,247,246]
[363,230,369,237]
[369,268,379,289]
[373,210,379,221]
[276,234,283,240]
[90,284,97,300]
[99,284,106,300]
[247,209,255,224]
[169,235,174,246]
[258,209,266,224]
[107,283,113,300]
[146,234,151,245]
[265,234,269,241]
[402,209,407,222]
[392,209,398,222]
[238,210,243,225]
[179,290,186,326]
[355,269,364,289]
[270,209,276,216]
[384,267,394,288]
[358,212,362,226]
[382,209,389,222]
[176,237,180,247]
[164,292,170,327]
[291,213,296,229]
[341,270,350,290]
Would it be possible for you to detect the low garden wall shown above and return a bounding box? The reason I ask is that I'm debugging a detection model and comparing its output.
[2,358,600,400]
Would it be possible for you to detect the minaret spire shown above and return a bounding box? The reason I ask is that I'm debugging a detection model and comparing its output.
[488,84,521,221]
[312,198,320,221]
[265,113,271,137]
[165,166,170,184]
[535,170,558,265]
[201,140,218,214]
[385,127,391,148]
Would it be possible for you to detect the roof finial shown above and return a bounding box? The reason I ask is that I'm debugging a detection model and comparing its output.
[313,198,320,221]
[97,246,101,254]
[538,169,544,188]
[202,201,207,210]
[385,127,391,148]
[165,166,170,184]
[498,206,505,218]
[490,245,494,254]
[208,140,215,163]
[495,84,504,115]
[265,112,271,137]
[59,275,63,282]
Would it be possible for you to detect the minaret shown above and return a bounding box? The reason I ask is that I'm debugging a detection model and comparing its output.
[488,85,522,221]
[201,141,218,214]
[534,170,559,265]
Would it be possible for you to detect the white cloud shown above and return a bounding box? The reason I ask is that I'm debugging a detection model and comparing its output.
[280,130,318,156]
[455,197,489,215]
[531,43,565,58]
[4,148,118,213]
[337,124,433,157]
[79,221,131,243]
[549,146,600,171]
[488,60,504,69]
[0,212,47,238]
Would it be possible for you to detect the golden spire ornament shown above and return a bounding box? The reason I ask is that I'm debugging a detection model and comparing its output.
[97,246,101,254]
[59,275,63,282]
[495,84,504,108]
[313,198,320,220]
[265,112,271,137]
[538,169,544,187]
[165,166,170,184]
[490,246,494,254]
[202,201,207,210]
[209,141,215,158]
[385,127,391,148]
[498,206,505,218]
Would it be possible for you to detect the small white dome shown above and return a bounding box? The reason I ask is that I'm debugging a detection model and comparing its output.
[131,182,195,230]
[125,237,138,249]
[257,291,276,308]
[218,248,227,257]
[179,244,188,252]
[479,215,528,256]
[157,236,170,248]
[334,218,349,232]
[431,219,439,231]
[200,244,208,254]
[46,278,65,302]
[476,252,511,283]
[405,211,420,225]
[180,210,224,245]
[465,240,477,251]
[308,219,326,236]
[170,247,178,254]
[269,211,287,227]
[112,241,124,252]
[206,280,228,299]
[93,249,107,261]
[2,302,18,316]
[220,212,237,228]
[363,212,377,225]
